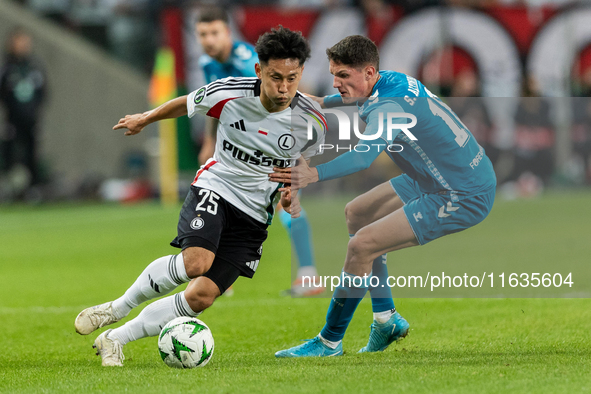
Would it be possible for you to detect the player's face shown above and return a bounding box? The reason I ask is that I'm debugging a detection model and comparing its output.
[329,61,375,104]
[196,21,232,62]
[256,58,303,112]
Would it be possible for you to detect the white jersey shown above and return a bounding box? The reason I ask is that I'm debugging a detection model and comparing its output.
[187,76,326,225]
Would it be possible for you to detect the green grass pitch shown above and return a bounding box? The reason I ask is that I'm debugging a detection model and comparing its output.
[1,192,590,393]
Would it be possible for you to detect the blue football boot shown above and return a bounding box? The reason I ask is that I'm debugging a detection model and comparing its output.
[358,312,409,353]
[275,336,343,358]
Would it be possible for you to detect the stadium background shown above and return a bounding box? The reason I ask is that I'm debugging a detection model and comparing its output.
[1,1,591,392]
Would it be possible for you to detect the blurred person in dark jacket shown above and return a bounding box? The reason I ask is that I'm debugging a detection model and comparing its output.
[510,76,555,187]
[0,28,47,188]
[572,68,591,185]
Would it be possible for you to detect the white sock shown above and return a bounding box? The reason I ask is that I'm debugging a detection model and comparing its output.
[297,265,318,279]
[111,254,190,319]
[108,291,200,346]
[374,308,396,324]
[318,334,341,349]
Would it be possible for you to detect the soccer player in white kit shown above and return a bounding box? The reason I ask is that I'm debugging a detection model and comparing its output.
[74,27,326,367]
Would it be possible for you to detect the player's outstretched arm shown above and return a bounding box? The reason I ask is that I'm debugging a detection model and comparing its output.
[271,147,383,187]
[113,95,188,136]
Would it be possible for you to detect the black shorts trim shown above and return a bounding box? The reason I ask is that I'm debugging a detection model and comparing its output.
[170,235,218,254]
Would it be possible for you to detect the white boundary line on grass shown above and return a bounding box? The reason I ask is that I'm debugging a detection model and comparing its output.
[0,298,302,315]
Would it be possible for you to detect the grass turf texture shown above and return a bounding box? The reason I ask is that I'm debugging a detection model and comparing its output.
[1,192,590,393]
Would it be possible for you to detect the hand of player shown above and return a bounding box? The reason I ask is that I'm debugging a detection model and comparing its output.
[279,186,291,213]
[270,157,319,189]
[280,186,301,218]
[113,113,147,136]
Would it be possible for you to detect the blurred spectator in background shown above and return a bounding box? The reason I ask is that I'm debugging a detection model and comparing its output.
[448,69,498,165]
[572,68,591,185]
[509,76,555,188]
[0,28,47,195]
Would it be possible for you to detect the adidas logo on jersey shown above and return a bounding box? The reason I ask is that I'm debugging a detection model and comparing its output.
[229,119,246,132]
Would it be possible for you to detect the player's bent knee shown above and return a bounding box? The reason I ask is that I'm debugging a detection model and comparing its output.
[345,235,376,275]
[185,291,216,312]
[195,293,216,311]
[182,247,215,278]
[347,233,374,260]
[345,201,368,233]
[185,278,220,312]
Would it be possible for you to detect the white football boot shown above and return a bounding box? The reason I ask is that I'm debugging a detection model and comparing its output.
[93,329,125,367]
[75,302,121,335]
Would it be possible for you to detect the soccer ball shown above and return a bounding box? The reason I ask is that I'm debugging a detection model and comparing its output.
[157,316,215,368]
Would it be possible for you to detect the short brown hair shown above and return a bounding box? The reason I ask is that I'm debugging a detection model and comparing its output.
[197,7,229,24]
[326,35,379,70]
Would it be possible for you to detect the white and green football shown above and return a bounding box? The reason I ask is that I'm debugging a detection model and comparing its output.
[158,316,214,369]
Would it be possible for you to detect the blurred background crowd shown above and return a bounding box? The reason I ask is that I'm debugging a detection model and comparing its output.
[1,0,591,203]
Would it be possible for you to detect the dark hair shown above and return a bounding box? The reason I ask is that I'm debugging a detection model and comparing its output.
[197,7,229,24]
[326,35,379,70]
[255,26,311,66]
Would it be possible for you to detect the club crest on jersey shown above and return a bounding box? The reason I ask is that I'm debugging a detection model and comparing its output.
[257,245,263,255]
[190,217,205,230]
[278,134,295,150]
[194,87,206,104]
